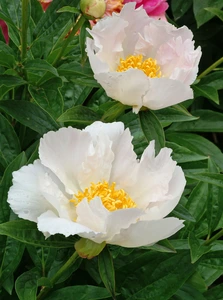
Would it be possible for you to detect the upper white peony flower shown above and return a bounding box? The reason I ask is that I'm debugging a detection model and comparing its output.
[8,121,186,248]
[86,3,202,113]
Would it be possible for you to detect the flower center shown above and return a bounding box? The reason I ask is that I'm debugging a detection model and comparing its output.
[70,181,136,212]
[117,54,162,78]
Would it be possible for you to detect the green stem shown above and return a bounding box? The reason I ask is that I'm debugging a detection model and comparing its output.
[21,0,30,61]
[198,56,223,79]
[204,228,223,246]
[52,14,86,67]
[36,251,79,300]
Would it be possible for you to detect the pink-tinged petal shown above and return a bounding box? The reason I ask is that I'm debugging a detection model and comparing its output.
[87,13,128,69]
[143,77,193,110]
[39,127,92,194]
[37,210,97,238]
[118,3,151,57]
[95,69,150,113]
[7,160,67,222]
[109,217,184,247]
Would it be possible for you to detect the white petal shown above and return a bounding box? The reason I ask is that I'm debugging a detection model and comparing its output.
[86,38,109,74]
[109,217,184,247]
[76,197,109,233]
[119,3,150,57]
[39,127,92,194]
[37,210,96,238]
[105,208,144,241]
[109,128,138,191]
[7,160,68,222]
[129,142,176,207]
[143,77,193,110]
[95,69,149,112]
[76,197,144,242]
[84,121,124,143]
[87,12,128,69]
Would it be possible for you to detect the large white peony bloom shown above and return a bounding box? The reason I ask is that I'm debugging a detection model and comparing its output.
[8,122,186,248]
[86,3,201,113]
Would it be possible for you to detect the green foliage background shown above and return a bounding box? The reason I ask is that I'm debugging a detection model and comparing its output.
[0,0,223,299]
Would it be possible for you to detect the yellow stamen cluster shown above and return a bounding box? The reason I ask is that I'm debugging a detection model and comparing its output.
[71,181,136,212]
[117,54,162,78]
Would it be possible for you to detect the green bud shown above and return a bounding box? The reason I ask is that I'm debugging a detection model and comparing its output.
[80,0,106,19]
[75,238,106,259]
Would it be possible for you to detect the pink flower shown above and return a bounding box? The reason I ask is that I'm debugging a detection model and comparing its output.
[123,0,168,20]
[39,0,52,11]
[0,20,9,44]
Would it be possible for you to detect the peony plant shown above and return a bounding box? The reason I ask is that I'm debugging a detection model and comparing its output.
[0,0,223,299]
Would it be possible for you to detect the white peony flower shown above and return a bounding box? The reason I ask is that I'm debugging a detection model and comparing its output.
[86,3,202,113]
[8,121,186,248]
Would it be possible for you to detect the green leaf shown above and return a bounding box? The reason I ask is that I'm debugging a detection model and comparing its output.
[198,71,223,90]
[33,0,76,39]
[0,113,21,167]
[24,59,59,83]
[29,77,63,119]
[171,0,193,20]
[101,102,127,122]
[0,100,59,135]
[15,268,40,300]
[154,105,198,125]
[193,0,223,27]
[116,251,195,300]
[172,203,196,223]
[45,286,111,300]
[207,159,223,237]
[57,105,100,126]
[180,182,208,239]
[79,19,90,65]
[205,7,223,21]
[166,141,207,163]
[186,173,223,188]
[0,220,78,248]
[168,110,223,132]
[58,61,94,78]
[188,232,212,263]
[0,50,16,68]
[57,6,80,14]
[0,238,25,286]
[166,132,223,171]
[204,283,223,299]
[0,152,27,224]
[174,283,206,300]
[193,85,219,104]
[139,110,165,155]
[0,75,26,87]
[98,246,116,299]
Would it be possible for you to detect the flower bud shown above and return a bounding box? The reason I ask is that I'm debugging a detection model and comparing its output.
[75,238,106,259]
[80,0,106,19]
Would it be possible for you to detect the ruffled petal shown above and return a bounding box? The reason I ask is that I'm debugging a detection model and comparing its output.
[39,127,92,194]
[7,160,70,222]
[130,142,179,208]
[109,217,184,247]
[37,210,97,238]
[95,69,150,112]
